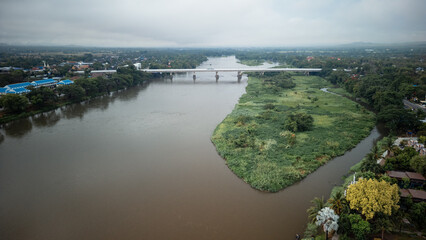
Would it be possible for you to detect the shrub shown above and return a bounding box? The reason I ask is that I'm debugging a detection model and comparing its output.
[410,155,426,175]
[284,113,314,132]
[408,202,426,230]
[349,214,371,240]
[304,223,319,238]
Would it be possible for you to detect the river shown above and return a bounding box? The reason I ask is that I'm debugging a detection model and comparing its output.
[0,56,381,240]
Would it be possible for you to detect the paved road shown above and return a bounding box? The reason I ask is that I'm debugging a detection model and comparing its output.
[403,99,426,112]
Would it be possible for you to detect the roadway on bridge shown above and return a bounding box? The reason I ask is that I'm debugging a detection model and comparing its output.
[141,68,322,73]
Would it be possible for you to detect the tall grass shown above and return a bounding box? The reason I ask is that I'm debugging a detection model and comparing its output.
[211,75,375,192]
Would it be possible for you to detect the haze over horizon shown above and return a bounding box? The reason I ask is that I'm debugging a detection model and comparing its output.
[0,0,425,48]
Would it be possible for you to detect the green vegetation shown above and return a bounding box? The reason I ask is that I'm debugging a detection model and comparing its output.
[0,66,151,124]
[211,73,375,192]
[238,59,264,66]
[305,135,426,239]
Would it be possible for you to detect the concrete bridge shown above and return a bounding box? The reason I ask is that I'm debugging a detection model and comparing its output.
[142,68,322,81]
[77,68,322,81]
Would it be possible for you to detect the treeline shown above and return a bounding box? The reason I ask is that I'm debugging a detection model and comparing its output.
[322,67,425,133]
[249,72,296,94]
[0,66,151,123]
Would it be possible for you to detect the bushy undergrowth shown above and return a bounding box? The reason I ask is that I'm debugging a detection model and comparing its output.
[211,75,375,192]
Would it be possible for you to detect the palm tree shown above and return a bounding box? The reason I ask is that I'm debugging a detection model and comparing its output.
[371,145,379,160]
[328,190,346,215]
[361,153,383,173]
[307,196,328,223]
[383,137,396,158]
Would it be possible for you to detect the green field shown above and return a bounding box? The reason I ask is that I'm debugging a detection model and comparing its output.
[211,75,375,192]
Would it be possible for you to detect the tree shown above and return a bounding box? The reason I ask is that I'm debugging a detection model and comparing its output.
[408,202,426,230]
[307,196,328,223]
[58,84,85,102]
[316,207,339,240]
[284,113,314,132]
[328,190,347,215]
[303,223,318,239]
[349,214,371,240]
[384,147,418,171]
[371,213,393,240]
[360,153,383,174]
[26,87,57,108]
[92,62,104,70]
[346,179,400,220]
[410,155,426,175]
[382,137,396,158]
[377,105,420,133]
[0,94,29,113]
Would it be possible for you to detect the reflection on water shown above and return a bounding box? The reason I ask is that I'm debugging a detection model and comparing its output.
[0,83,149,141]
[3,118,33,138]
[31,111,61,128]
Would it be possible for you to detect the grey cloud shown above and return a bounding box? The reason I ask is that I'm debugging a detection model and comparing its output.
[0,0,425,47]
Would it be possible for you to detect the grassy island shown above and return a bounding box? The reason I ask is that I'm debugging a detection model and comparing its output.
[211,73,375,192]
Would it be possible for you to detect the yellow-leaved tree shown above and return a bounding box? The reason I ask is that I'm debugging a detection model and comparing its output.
[346,178,400,220]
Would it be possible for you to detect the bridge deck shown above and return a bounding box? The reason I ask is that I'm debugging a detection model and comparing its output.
[142,68,322,73]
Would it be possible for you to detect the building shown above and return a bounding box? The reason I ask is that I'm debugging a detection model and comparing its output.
[134,63,142,70]
[387,171,425,188]
[400,189,426,202]
[0,79,66,95]
[57,80,74,86]
[31,79,57,88]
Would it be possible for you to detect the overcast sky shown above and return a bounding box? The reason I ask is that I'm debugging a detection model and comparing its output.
[0,0,425,47]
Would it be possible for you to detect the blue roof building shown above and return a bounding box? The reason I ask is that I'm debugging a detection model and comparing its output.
[6,82,32,89]
[0,87,29,95]
[12,87,31,94]
[0,87,9,95]
[57,80,74,85]
[31,79,57,87]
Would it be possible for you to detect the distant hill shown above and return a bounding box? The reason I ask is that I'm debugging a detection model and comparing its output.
[337,41,426,48]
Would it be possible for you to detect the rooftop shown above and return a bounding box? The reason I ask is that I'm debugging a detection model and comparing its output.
[400,189,426,200]
[387,171,425,181]
[6,82,32,89]
[31,79,57,86]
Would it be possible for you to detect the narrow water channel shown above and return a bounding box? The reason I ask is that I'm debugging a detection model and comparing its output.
[0,56,380,240]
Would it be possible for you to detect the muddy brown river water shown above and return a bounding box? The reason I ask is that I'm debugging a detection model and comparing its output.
[0,56,381,240]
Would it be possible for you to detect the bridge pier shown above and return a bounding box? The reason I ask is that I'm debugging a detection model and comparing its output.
[215,72,219,81]
[170,72,173,80]
[193,72,196,81]
[237,71,242,82]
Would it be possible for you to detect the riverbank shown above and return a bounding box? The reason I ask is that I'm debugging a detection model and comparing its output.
[0,68,151,125]
[211,74,376,192]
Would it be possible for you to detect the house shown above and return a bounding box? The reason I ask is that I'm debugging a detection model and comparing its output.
[376,158,386,166]
[387,171,425,188]
[400,189,426,202]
